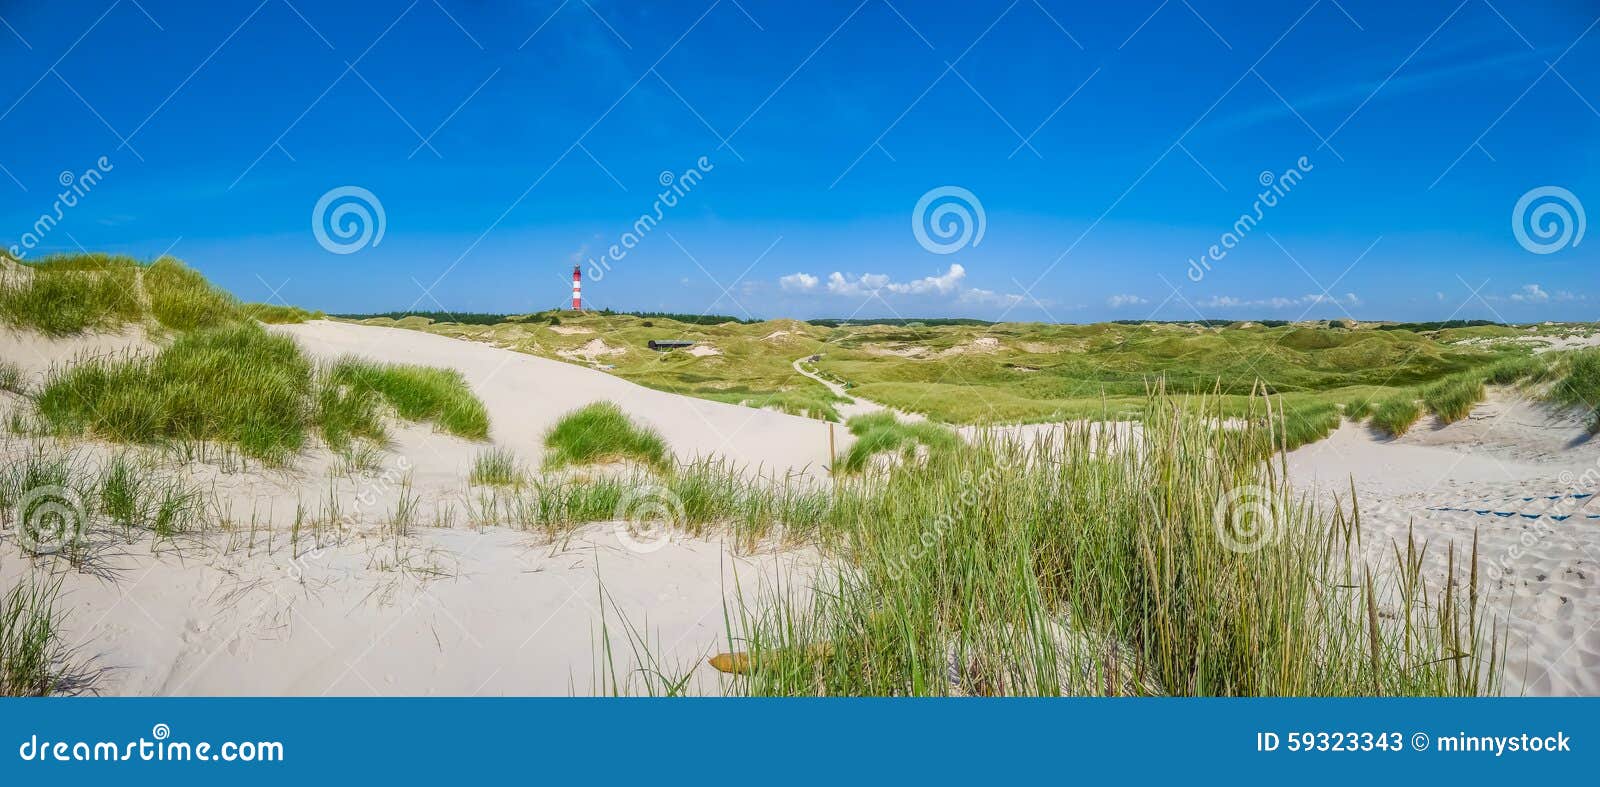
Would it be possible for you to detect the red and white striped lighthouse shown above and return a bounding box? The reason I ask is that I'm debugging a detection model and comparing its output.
[571,265,582,311]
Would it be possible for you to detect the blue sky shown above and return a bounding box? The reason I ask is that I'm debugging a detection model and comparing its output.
[0,0,1595,322]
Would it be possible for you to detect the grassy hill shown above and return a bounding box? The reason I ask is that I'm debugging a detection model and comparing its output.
[346,309,1555,435]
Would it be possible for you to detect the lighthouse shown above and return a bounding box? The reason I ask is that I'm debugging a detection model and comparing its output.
[571,265,582,311]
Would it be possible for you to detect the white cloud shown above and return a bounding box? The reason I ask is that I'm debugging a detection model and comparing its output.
[1510,283,1549,303]
[1106,294,1148,308]
[885,263,966,295]
[1196,293,1360,310]
[780,264,1022,308]
[961,288,1025,307]
[825,264,967,297]
[778,272,818,292]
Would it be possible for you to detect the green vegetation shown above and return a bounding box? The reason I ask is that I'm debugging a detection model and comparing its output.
[245,303,325,324]
[0,574,71,696]
[470,447,524,486]
[0,361,24,395]
[1422,374,1485,424]
[523,397,1499,696]
[34,324,489,461]
[1371,394,1423,437]
[0,254,141,335]
[1342,396,1373,420]
[323,358,489,441]
[543,402,669,470]
[1376,320,1501,332]
[331,311,521,325]
[836,412,958,474]
[142,257,243,331]
[36,323,314,460]
[806,317,993,327]
[1549,349,1600,433]
[1482,355,1545,385]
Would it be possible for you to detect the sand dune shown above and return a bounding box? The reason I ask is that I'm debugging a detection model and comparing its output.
[276,320,836,479]
[1288,390,1600,695]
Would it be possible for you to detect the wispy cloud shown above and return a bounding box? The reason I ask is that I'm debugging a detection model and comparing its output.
[1106,294,1148,308]
[1197,292,1360,310]
[1212,43,1545,136]
[1493,283,1584,303]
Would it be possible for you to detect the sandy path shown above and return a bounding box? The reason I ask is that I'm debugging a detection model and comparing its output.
[1287,391,1600,695]
[791,356,924,422]
[278,321,835,479]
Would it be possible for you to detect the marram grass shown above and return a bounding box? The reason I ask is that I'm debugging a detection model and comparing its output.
[33,324,490,460]
[1370,394,1422,437]
[498,394,1501,697]
[542,401,668,470]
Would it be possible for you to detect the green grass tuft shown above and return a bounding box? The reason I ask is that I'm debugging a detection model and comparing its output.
[1370,393,1423,437]
[0,574,73,696]
[1341,396,1373,420]
[1549,349,1600,433]
[1422,373,1486,424]
[245,303,325,324]
[836,411,958,473]
[0,361,24,395]
[470,447,524,486]
[34,324,489,460]
[143,257,243,331]
[324,358,489,441]
[543,402,669,470]
[0,255,141,335]
[1481,355,1545,386]
[36,323,314,460]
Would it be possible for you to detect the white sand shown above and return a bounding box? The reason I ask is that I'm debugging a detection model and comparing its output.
[1,319,841,696]
[0,325,154,379]
[0,524,820,696]
[1287,390,1600,695]
[278,320,836,479]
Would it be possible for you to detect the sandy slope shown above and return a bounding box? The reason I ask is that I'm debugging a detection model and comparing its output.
[0,325,153,377]
[1288,391,1600,695]
[278,321,836,479]
[2,319,834,696]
